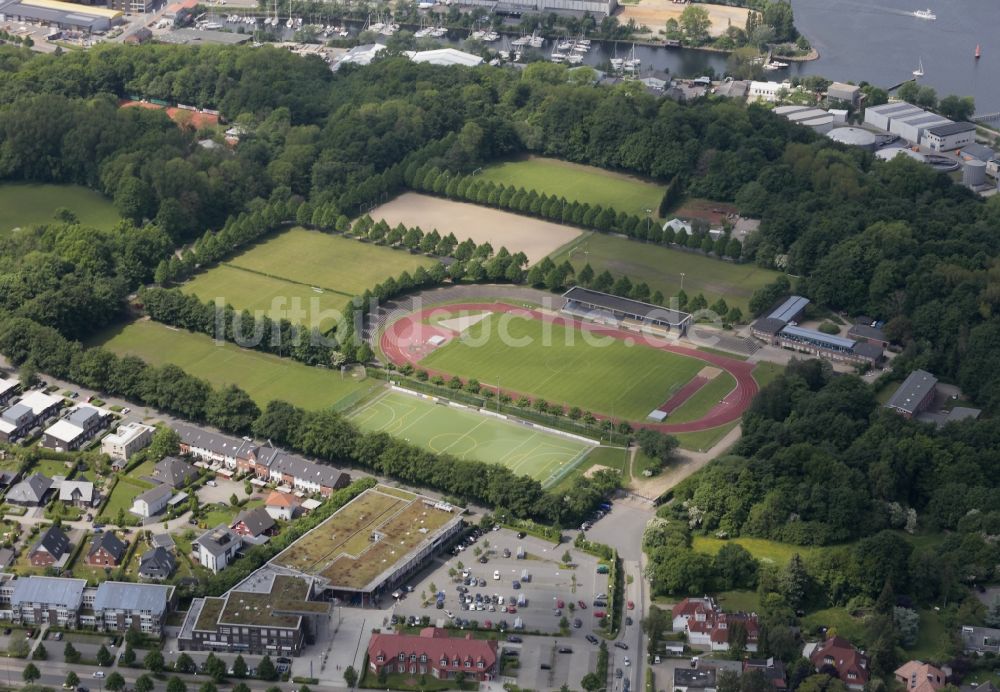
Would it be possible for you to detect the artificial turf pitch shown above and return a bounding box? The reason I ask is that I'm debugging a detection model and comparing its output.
[418,313,705,422]
[477,157,665,218]
[96,320,378,411]
[348,390,593,487]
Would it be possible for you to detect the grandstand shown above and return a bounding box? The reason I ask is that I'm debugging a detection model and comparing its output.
[561,286,693,336]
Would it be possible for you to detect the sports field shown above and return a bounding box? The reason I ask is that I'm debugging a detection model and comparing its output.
[478,157,665,218]
[95,320,378,410]
[348,390,593,486]
[225,227,435,296]
[0,183,119,237]
[419,313,704,421]
[550,232,784,313]
[181,264,347,330]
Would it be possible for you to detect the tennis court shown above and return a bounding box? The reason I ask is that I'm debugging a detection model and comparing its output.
[348,390,594,487]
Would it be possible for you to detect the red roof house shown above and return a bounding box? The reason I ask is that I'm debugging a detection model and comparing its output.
[367,627,498,681]
[671,597,760,652]
[894,661,946,692]
[809,637,869,690]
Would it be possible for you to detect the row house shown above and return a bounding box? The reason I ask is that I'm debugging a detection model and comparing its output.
[368,627,498,681]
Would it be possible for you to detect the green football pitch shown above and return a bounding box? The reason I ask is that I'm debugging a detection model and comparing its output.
[96,320,379,411]
[477,157,665,218]
[550,232,784,313]
[348,390,594,487]
[0,183,119,237]
[419,313,704,421]
[226,227,435,296]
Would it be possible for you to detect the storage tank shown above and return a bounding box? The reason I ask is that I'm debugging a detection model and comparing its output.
[826,127,877,152]
[964,159,987,187]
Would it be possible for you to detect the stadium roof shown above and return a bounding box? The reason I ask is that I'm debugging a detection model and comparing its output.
[11,576,86,609]
[926,121,976,137]
[562,286,691,327]
[779,324,856,349]
[767,295,810,323]
[886,369,937,414]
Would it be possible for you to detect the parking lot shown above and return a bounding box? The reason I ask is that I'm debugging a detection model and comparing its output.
[391,527,612,689]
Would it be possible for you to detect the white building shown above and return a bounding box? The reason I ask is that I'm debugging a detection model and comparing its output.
[890,111,950,144]
[663,218,693,234]
[406,48,483,67]
[131,484,172,518]
[102,422,155,462]
[922,121,976,151]
[864,102,923,131]
[195,525,242,573]
[748,81,789,103]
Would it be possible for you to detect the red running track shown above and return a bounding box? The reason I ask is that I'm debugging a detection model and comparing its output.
[658,376,708,414]
[380,302,758,433]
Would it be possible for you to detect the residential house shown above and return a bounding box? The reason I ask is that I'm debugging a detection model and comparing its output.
[138,547,176,581]
[152,456,198,488]
[175,423,251,467]
[179,574,328,655]
[101,422,155,462]
[745,658,787,690]
[895,660,946,692]
[0,390,63,442]
[85,532,127,567]
[131,484,173,519]
[0,576,87,627]
[195,525,242,573]
[41,406,106,452]
[671,597,760,652]
[265,491,300,521]
[58,480,95,508]
[6,473,53,506]
[673,663,745,692]
[0,377,18,407]
[806,636,870,690]
[151,533,175,550]
[367,627,498,681]
[231,507,276,540]
[84,581,175,634]
[960,625,1000,655]
[29,525,73,567]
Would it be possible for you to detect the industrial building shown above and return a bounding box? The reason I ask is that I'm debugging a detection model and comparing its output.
[922,121,976,152]
[890,112,951,145]
[864,102,924,131]
[826,82,861,107]
[885,369,937,419]
[406,48,482,67]
[774,105,835,134]
[0,0,122,31]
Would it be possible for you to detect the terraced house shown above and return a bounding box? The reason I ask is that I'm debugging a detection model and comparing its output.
[367,627,498,681]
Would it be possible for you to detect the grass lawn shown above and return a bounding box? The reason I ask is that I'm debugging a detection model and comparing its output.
[420,313,705,421]
[549,445,629,493]
[225,227,434,297]
[348,391,592,487]
[715,590,761,613]
[800,607,868,645]
[876,380,901,405]
[692,535,822,566]
[93,320,380,411]
[0,183,119,237]
[478,156,666,219]
[549,232,784,313]
[752,362,784,389]
[32,458,75,479]
[673,421,738,453]
[98,476,154,522]
[200,505,239,528]
[904,608,954,662]
[180,263,349,331]
[127,458,157,480]
[667,372,736,423]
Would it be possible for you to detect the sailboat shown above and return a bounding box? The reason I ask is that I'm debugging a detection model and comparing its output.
[912,57,924,77]
[975,43,981,59]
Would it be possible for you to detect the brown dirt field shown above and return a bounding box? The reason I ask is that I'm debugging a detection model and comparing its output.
[584,464,614,479]
[368,192,583,265]
[618,0,749,37]
[697,366,723,380]
[119,100,219,130]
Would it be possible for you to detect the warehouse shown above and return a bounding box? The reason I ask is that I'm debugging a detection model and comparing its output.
[774,106,834,134]
[923,121,976,152]
[0,0,121,31]
[890,112,950,144]
[885,369,937,418]
[864,102,923,131]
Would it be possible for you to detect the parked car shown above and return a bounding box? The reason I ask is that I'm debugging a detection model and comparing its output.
[573,618,582,628]
[594,611,606,618]
[507,635,522,643]
[556,599,564,609]
[558,647,573,654]
[502,548,511,558]
[614,642,629,650]
[493,570,500,580]
[625,616,634,626]
[577,600,587,609]
[627,600,635,610]
[586,634,599,645]
[624,656,631,667]
[616,668,623,679]
[512,580,520,589]
[517,531,526,539]
[92,672,105,679]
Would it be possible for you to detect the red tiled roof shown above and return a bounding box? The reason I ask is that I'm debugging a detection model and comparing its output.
[810,637,869,685]
[266,491,300,508]
[367,628,497,674]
